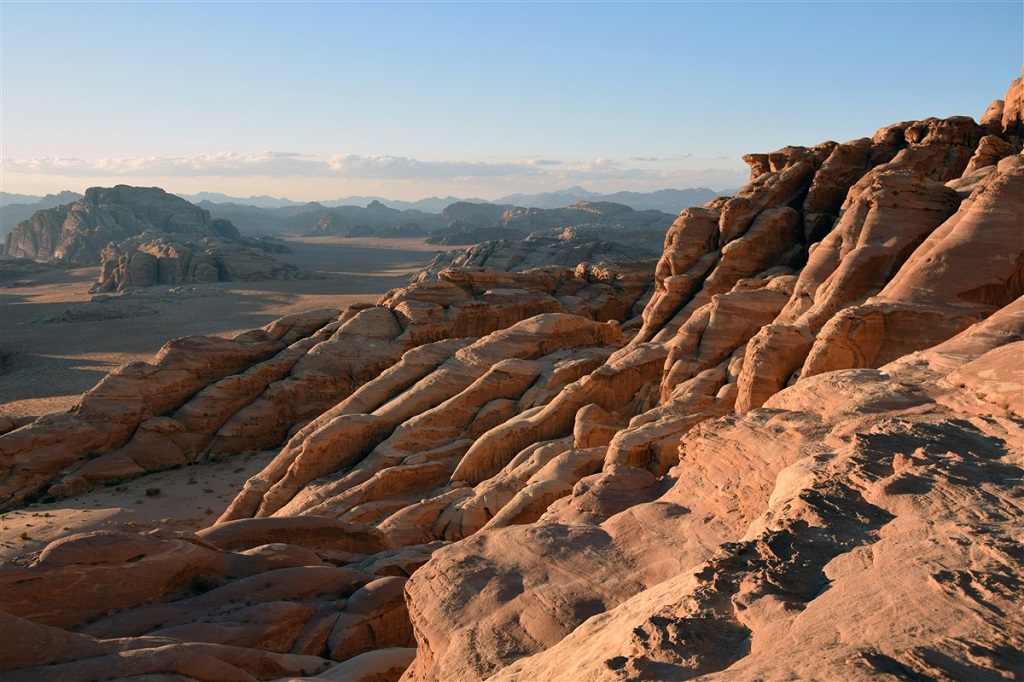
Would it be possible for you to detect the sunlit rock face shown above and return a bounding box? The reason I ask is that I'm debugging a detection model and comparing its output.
[2,74,1022,682]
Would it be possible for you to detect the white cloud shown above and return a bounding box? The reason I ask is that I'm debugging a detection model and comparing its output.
[324,154,545,179]
[2,153,552,180]
[2,151,750,198]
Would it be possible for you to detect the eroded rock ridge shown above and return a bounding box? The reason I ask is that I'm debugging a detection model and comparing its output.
[1,74,1022,681]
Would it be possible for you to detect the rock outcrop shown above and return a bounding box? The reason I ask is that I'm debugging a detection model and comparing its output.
[2,75,1022,682]
[90,232,301,293]
[2,185,301,292]
[3,185,238,264]
[426,200,673,247]
[419,201,674,273]
[0,263,653,509]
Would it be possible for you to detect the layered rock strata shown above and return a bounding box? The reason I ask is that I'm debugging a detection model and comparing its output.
[1,262,653,508]
[1,74,1022,681]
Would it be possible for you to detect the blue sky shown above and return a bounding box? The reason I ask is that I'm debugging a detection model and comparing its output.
[2,1,1021,201]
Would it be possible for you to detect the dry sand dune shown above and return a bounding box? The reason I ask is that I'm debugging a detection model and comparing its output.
[0,236,450,420]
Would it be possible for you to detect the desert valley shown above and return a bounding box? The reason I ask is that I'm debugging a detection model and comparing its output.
[1,66,1023,682]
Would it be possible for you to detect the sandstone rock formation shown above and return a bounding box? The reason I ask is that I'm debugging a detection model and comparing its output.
[2,185,301,292]
[3,185,239,264]
[89,231,301,293]
[416,237,662,281]
[1,75,1022,681]
[419,201,673,273]
[0,264,653,509]
[426,200,673,247]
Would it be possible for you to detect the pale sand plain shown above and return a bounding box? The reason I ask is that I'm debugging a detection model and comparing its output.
[0,236,451,561]
[0,236,447,419]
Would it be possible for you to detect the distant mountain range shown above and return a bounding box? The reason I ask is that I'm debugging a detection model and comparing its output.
[179,193,489,213]
[0,187,733,239]
[494,186,724,213]
[0,190,84,208]
[179,186,726,215]
[0,191,84,238]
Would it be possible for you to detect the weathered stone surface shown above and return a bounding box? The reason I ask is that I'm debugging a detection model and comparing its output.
[0,334,299,508]
[220,314,624,522]
[409,302,1023,681]
[305,648,414,681]
[718,159,815,244]
[963,134,1016,174]
[803,154,1024,377]
[734,168,964,411]
[197,516,389,555]
[3,185,238,264]
[1000,71,1024,139]
[801,136,897,242]
[326,577,414,660]
[91,233,300,293]
[2,531,240,628]
[3,86,1023,682]
[661,273,794,401]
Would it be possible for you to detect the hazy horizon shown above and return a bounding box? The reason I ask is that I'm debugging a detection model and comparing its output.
[2,1,1021,201]
[0,183,730,208]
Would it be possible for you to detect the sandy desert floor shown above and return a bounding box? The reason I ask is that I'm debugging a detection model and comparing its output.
[0,450,279,564]
[0,236,452,562]
[0,236,449,419]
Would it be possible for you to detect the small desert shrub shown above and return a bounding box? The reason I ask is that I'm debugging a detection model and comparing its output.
[145,488,162,497]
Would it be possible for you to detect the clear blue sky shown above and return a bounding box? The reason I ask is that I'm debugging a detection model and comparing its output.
[2,1,1021,200]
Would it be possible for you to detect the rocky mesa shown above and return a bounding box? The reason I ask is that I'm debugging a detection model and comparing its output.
[1,74,1022,682]
[2,185,301,292]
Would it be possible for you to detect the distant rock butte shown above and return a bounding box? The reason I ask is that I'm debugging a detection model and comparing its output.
[2,185,300,291]
[1,74,1022,681]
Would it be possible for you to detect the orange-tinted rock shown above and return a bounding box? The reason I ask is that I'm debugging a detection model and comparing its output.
[2,531,235,628]
[312,647,415,681]
[1000,71,1024,139]
[803,154,1024,376]
[734,168,964,411]
[0,333,293,508]
[4,81,1024,682]
[327,577,413,660]
[718,162,814,245]
[964,134,1016,174]
[197,516,388,555]
[661,273,794,401]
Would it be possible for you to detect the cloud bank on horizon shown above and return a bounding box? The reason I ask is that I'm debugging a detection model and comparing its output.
[1,152,750,201]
